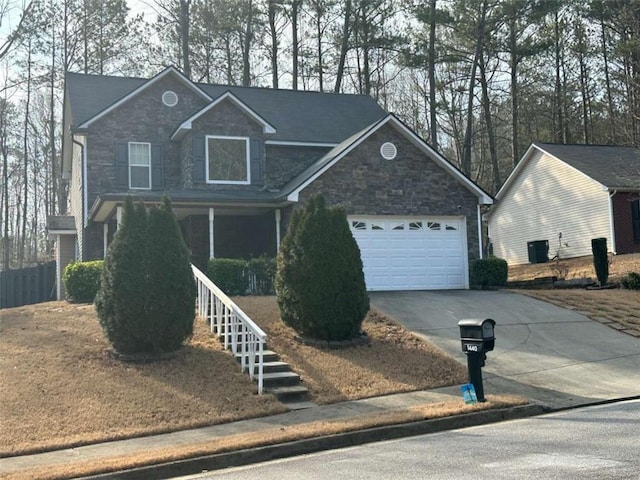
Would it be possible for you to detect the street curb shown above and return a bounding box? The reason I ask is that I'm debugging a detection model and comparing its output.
[80,404,546,480]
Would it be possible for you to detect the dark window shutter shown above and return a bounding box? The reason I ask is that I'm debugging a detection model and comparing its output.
[115,143,129,187]
[632,199,640,243]
[250,138,265,186]
[151,144,164,190]
[193,135,206,183]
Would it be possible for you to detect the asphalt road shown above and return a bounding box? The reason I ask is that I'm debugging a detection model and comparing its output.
[370,290,640,408]
[175,399,640,480]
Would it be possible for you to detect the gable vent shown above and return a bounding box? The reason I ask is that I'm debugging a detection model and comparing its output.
[380,142,397,160]
[162,90,179,107]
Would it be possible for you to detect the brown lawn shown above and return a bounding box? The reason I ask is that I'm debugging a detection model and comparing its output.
[0,299,468,458]
[3,253,638,471]
[508,252,640,334]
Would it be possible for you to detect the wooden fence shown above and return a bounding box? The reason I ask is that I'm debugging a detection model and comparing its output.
[0,261,56,309]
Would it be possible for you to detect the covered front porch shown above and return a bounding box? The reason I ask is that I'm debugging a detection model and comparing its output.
[89,192,290,268]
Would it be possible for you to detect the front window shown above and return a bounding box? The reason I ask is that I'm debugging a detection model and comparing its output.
[129,142,151,189]
[206,136,250,184]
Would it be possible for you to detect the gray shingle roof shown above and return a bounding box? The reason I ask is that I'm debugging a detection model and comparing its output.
[65,71,387,144]
[536,142,640,190]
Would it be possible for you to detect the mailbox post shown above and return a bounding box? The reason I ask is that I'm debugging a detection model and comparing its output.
[458,318,495,402]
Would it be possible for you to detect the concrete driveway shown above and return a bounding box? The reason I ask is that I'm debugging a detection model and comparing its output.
[370,290,640,409]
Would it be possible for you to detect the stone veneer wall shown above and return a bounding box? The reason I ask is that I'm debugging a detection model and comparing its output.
[297,123,482,261]
[266,145,331,190]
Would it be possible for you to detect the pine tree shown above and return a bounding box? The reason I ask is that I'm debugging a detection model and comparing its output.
[275,195,369,341]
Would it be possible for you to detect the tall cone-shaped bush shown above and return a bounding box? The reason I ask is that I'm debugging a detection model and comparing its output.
[145,197,195,352]
[95,196,195,354]
[95,198,149,353]
[275,195,369,341]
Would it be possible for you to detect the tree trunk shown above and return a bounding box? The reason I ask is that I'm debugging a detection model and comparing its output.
[600,15,614,143]
[268,0,279,89]
[180,0,191,78]
[20,42,32,268]
[291,0,300,90]
[509,18,519,165]
[462,0,488,176]
[334,0,352,93]
[478,53,500,193]
[242,0,254,86]
[428,0,438,149]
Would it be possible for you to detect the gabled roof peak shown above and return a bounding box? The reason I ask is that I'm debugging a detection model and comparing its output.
[76,66,212,128]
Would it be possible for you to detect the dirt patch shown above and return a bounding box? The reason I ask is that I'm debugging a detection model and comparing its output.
[0,298,467,456]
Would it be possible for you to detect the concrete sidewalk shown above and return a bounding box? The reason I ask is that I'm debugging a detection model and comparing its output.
[1,385,546,480]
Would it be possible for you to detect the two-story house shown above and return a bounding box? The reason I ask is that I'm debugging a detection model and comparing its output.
[48,66,492,299]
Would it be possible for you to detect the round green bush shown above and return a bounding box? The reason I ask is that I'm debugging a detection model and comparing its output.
[470,257,508,288]
[621,272,640,290]
[63,260,104,303]
[275,195,369,341]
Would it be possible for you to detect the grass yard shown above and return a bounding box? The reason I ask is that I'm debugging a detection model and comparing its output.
[508,252,640,334]
[6,254,637,474]
[0,298,467,457]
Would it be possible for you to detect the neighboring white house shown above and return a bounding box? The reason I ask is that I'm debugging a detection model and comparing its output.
[488,143,640,265]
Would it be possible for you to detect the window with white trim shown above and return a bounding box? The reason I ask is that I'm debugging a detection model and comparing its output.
[206,135,250,184]
[129,142,151,189]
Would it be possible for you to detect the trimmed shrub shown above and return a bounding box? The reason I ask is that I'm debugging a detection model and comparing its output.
[591,237,609,286]
[144,197,196,353]
[208,258,247,295]
[621,272,640,290]
[95,196,195,355]
[248,257,276,295]
[470,257,508,288]
[275,195,369,341]
[63,260,104,303]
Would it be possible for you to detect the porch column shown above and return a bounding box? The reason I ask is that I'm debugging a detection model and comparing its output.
[209,207,215,259]
[56,234,62,300]
[116,206,123,230]
[275,209,281,253]
[103,222,109,257]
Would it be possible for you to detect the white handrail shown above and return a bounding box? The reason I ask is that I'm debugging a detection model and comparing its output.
[191,264,267,394]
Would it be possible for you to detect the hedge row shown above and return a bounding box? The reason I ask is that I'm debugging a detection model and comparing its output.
[207,257,276,296]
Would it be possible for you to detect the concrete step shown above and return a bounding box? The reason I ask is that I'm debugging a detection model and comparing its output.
[266,384,310,402]
[262,371,301,388]
[234,350,279,364]
[251,361,290,374]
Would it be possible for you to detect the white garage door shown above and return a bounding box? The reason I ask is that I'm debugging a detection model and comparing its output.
[349,216,468,291]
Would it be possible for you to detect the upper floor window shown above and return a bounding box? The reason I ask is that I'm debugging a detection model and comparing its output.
[129,142,151,189]
[206,135,250,185]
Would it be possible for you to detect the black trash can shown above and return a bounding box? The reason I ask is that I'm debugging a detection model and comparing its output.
[527,240,549,264]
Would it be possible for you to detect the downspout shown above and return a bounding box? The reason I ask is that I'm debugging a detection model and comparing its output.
[477,203,484,259]
[608,189,617,254]
[72,137,86,259]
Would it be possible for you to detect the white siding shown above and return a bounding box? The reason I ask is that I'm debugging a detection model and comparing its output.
[70,137,85,260]
[489,149,612,264]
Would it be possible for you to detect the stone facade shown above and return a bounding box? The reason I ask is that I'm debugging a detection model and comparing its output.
[72,71,486,273]
[298,123,482,260]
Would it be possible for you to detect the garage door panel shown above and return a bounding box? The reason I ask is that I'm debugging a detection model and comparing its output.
[350,216,467,291]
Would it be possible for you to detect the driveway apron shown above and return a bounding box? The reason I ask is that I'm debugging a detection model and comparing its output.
[370,290,640,408]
